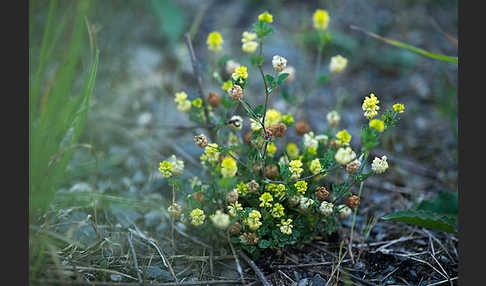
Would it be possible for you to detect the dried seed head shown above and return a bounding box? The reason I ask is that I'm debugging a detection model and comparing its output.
[246,232,259,245]
[346,195,360,209]
[252,164,262,173]
[192,191,205,203]
[207,92,221,108]
[194,134,208,148]
[270,123,287,138]
[314,186,330,201]
[229,221,242,235]
[246,180,260,193]
[328,138,339,150]
[168,203,183,219]
[245,131,253,145]
[226,189,239,204]
[228,84,243,100]
[264,164,279,179]
[346,160,361,174]
[288,195,300,207]
[262,128,273,139]
[295,121,310,135]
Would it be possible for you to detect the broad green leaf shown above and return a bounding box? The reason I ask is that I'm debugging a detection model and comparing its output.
[382,210,457,234]
[277,73,289,85]
[258,239,271,249]
[417,191,458,216]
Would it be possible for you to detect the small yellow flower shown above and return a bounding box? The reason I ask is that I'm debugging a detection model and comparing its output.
[242,31,259,54]
[258,11,273,23]
[307,146,317,156]
[289,160,304,178]
[190,208,206,226]
[393,103,405,113]
[245,210,262,230]
[228,201,243,217]
[309,158,322,175]
[200,143,220,164]
[222,80,233,91]
[362,93,380,119]
[221,156,238,178]
[265,109,282,127]
[286,143,300,160]
[278,218,293,235]
[232,66,248,81]
[259,192,274,207]
[336,129,351,146]
[268,183,287,200]
[369,119,385,132]
[267,143,277,157]
[207,31,223,52]
[313,9,330,30]
[282,113,294,125]
[329,55,348,73]
[192,98,202,108]
[271,203,285,218]
[294,180,308,194]
[159,161,173,178]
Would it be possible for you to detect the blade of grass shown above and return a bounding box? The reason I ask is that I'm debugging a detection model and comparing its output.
[350,25,458,64]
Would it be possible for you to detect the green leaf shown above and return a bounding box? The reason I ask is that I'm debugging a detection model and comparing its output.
[361,125,379,152]
[254,104,265,117]
[382,210,457,234]
[277,73,289,85]
[417,191,458,216]
[316,74,330,85]
[258,239,271,249]
[265,74,275,87]
[150,0,186,46]
[250,55,264,66]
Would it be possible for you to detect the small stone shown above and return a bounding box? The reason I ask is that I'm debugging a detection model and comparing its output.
[311,274,327,286]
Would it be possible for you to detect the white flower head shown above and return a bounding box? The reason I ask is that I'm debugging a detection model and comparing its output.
[334,147,356,166]
[211,210,230,229]
[371,156,388,174]
[279,65,296,83]
[303,132,319,150]
[272,55,287,72]
[327,110,341,127]
[225,60,240,75]
[329,55,348,73]
[299,196,314,211]
[337,204,352,219]
[319,201,334,217]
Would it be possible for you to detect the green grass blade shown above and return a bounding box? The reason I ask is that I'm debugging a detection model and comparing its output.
[350,25,458,64]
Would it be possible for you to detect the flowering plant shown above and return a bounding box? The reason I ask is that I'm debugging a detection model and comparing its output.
[159,10,405,258]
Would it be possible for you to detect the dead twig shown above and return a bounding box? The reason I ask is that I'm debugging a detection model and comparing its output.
[126,233,143,283]
[239,251,271,286]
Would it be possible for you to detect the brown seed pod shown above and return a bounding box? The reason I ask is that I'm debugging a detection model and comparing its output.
[229,222,242,235]
[246,232,259,245]
[328,139,339,150]
[270,123,287,138]
[244,131,253,145]
[207,92,221,108]
[252,164,262,173]
[246,180,260,194]
[346,160,361,174]
[228,84,243,100]
[346,195,360,209]
[226,189,239,204]
[192,191,205,203]
[194,134,208,148]
[262,128,273,139]
[264,164,279,179]
[295,120,310,135]
[314,186,330,201]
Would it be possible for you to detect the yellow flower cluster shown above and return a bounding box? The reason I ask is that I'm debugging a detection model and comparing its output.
[221,156,238,178]
[266,143,277,157]
[210,210,230,229]
[236,182,248,196]
[242,31,258,54]
[200,143,220,164]
[222,80,233,91]
[289,160,304,178]
[309,158,322,175]
[294,180,308,194]
[259,192,274,207]
[282,113,294,125]
[278,218,293,235]
[245,210,262,230]
[271,203,285,218]
[267,183,287,200]
[192,98,202,108]
[258,11,273,23]
[190,208,206,226]
[393,103,405,113]
[313,9,329,30]
[336,129,351,146]
[286,143,300,160]
[329,55,348,73]
[159,161,173,178]
[228,201,243,217]
[206,31,223,52]
[362,93,380,119]
[174,91,191,112]
[264,109,282,127]
[369,119,385,132]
